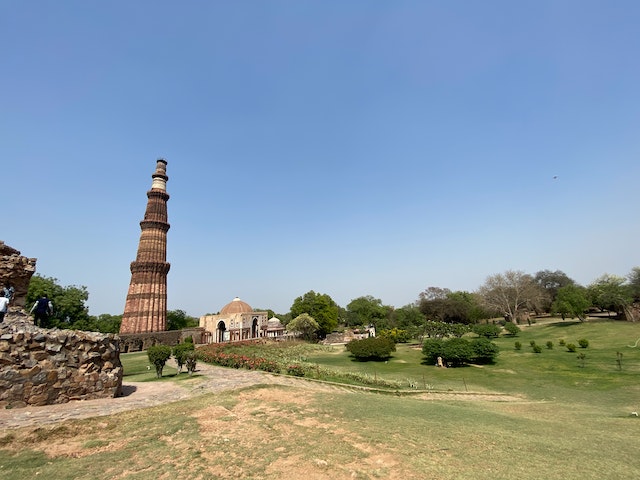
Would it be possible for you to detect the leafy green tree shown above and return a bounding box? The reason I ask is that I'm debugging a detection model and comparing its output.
[173,341,195,372]
[290,291,339,337]
[147,345,172,378]
[503,321,520,336]
[418,287,451,322]
[418,287,487,324]
[287,313,320,341]
[552,284,591,321]
[534,269,575,312]
[588,274,632,318]
[390,304,424,327]
[166,309,198,330]
[26,274,90,327]
[345,295,390,327]
[71,313,122,333]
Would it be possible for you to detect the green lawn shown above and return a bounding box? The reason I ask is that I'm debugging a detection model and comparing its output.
[2,319,640,480]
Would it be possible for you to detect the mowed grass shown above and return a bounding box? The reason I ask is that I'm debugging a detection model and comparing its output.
[1,319,640,480]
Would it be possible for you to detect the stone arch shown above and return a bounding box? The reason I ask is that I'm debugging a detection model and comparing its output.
[217,321,227,343]
[252,317,259,339]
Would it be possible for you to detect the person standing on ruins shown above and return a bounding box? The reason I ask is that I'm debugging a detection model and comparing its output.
[30,294,53,327]
[0,292,9,323]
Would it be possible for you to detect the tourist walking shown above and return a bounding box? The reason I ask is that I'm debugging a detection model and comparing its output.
[0,293,9,323]
[2,284,14,303]
[30,294,53,328]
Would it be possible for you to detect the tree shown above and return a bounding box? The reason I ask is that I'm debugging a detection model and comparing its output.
[166,309,198,330]
[552,284,591,321]
[147,345,172,378]
[418,287,451,322]
[419,287,487,324]
[26,274,91,327]
[71,313,122,333]
[345,295,390,327]
[287,313,320,341]
[476,270,544,324]
[627,267,640,303]
[588,274,632,318]
[534,270,575,312]
[290,291,339,337]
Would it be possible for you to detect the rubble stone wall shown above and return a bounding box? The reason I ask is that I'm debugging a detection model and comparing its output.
[0,320,123,408]
[0,240,37,308]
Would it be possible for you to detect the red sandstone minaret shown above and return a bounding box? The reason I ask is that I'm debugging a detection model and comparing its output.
[120,159,171,334]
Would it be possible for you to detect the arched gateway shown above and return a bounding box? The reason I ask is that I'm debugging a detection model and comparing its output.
[200,297,270,344]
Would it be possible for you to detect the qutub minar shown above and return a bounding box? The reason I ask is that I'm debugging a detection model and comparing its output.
[120,159,171,334]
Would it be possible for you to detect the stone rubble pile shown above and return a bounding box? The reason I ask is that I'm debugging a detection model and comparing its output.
[0,240,37,309]
[0,319,123,408]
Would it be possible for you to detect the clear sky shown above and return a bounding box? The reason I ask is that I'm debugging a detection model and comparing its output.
[2,1,639,317]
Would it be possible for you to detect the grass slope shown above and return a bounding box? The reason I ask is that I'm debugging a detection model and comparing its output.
[1,319,639,480]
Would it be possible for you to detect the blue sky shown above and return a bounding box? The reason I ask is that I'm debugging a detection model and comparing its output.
[2,1,639,317]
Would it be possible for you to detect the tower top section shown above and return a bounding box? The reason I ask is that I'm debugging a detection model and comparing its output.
[151,158,169,191]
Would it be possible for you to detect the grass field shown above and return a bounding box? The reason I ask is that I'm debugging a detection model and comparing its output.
[1,319,639,479]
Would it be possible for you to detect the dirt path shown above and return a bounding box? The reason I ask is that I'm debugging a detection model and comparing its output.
[0,363,520,430]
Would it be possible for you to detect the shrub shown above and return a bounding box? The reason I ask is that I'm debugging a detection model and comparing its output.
[422,338,444,362]
[173,342,195,372]
[346,336,396,361]
[514,341,522,350]
[286,364,306,377]
[559,339,566,346]
[532,344,542,353]
[577,352,586,367]
[546,341,553,350]
[185,351,198,375]
[441,338,475,367]
[378,328,411,343]
[503,322,520,336]
[471,337,500,364]
[566,343,577,352]
[530,340,536,347]
[147,345,172,378]
[473,324,502,338]
[184,335,193,344]
[578,339,589,349]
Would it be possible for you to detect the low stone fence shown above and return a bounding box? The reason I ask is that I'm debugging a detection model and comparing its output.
[119,327,205,352]
[0,319,123,408]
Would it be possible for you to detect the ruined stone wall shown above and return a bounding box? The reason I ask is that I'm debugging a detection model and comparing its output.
[0,240,37,308]
[0,319,123,408]
[118,327,204,352]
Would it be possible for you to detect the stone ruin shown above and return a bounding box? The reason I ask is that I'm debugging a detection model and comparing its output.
[0,240,123,408]
[0,240,36,308]
[0,319,123,408]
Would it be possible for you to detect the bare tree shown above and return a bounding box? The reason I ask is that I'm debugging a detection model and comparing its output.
[477,270,544,324]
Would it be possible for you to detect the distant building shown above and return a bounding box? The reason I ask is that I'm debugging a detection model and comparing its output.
[200,297,283,343]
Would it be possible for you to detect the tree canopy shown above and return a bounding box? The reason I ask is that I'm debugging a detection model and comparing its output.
[476,270,544,323]
[345,295,390,327]
[290,291,339,337]
[26,274,91,328]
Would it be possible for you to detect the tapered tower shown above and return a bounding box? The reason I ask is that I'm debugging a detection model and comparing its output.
[120,159,171,334]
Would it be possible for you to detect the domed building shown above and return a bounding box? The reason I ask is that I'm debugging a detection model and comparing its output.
[199,297,270,343]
